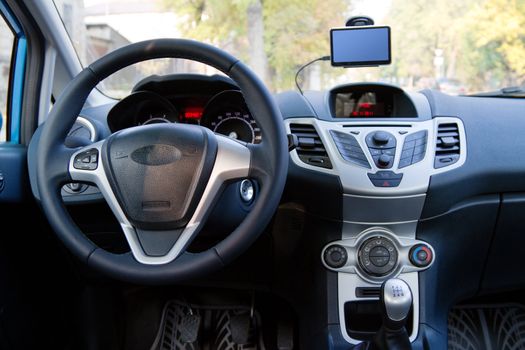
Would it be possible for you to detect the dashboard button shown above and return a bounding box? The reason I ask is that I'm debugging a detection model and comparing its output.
[412,152,425,164]
[335,138,359,148]
[370,178,401,187]
[377,154,392,167]
[401,149,414,159]
[370,256,389,266]
[330,131,371,168]
[73,149,99,171]
[413,144,426,156]
[402,140,416,150]
[366,131,397,149]
[415,138,426,146]
[368,171,402,180]
[372,131,390,144]
[405,130,427,142]
[381,148,396,156]
[368,171,403,187]
[369,148,382,156]
[370,246,389,257]
[399,157,411,168]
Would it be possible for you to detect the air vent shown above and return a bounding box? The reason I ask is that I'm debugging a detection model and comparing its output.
[290,123,332,169]
[434,122,460,168]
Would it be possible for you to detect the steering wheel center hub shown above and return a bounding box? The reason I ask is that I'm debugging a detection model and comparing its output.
[103,123,218,230]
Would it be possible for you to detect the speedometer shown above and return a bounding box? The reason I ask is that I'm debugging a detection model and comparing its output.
[201,90,262,144]
[211,111,261,143]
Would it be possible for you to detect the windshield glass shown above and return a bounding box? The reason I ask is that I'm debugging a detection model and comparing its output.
[54,0,525,97]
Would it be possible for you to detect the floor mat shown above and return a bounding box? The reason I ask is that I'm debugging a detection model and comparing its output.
[448,304,525,350]
[151,300,265,350]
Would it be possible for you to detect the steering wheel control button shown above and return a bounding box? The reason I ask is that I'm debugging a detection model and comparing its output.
[239,179,255,203]
[73,148,99,170]
[399,130,427,169]
[64,183,88,194]
[330,130,371,169]
[367,171,403,187]
[359,237,398,276]
[323,244,348,269]
[409,244,433,267]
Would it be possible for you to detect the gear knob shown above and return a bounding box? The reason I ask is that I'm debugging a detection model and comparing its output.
[380,278,412,331]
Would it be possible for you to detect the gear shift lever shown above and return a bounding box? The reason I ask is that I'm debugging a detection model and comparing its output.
[380,278,412,331]
[354,278,413,350]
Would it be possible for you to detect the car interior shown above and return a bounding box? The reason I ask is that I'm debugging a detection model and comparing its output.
[1,1,525,349]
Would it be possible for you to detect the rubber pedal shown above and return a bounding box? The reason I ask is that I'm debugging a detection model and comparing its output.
[229,314,251,345]
[180,314,201,343]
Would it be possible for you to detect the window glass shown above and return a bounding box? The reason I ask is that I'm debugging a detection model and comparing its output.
[55,0,525,96]
[0,16,14,141]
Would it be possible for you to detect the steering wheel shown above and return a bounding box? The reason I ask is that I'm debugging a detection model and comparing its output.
[35,39,288,285]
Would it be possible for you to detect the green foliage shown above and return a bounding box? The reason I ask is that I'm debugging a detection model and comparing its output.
[383,0,525,91]
[165,0,525,92]
[163,0,347,90]
[463,0,525,87]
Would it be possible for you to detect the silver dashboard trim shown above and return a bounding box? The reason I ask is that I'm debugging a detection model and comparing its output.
[285,116,467,197]
[321,228,435,282]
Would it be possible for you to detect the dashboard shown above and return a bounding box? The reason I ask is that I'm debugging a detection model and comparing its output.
[27,72,525,350]
[105,74,261,144]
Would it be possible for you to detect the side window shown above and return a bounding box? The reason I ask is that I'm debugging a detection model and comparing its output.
[0,16,14,142]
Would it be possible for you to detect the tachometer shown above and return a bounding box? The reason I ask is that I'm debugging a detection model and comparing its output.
[107,91,179,132]
[141,112,172,125]
[201,90,262,144]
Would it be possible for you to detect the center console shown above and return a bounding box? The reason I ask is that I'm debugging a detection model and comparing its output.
[284,83,466,346]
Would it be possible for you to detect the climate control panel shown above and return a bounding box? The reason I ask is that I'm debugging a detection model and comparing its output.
[321,229,435,282]
[358,236,398,276]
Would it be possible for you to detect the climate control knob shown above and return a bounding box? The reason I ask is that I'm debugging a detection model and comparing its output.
[323,244,348,268]
[358,236,398,276]
[409,244,433,267]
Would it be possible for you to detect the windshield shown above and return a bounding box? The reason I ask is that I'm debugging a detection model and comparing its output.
[54,0,525,97]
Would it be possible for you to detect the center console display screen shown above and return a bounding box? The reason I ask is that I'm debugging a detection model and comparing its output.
[334,91,393,118]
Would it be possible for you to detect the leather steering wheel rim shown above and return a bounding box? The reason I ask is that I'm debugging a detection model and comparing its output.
[35,39,288,285]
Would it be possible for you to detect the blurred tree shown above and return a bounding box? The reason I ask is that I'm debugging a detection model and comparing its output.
[382,0,475,89]
[383,0,524,91]
[463,0,525,87]
[163,0,348,90]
